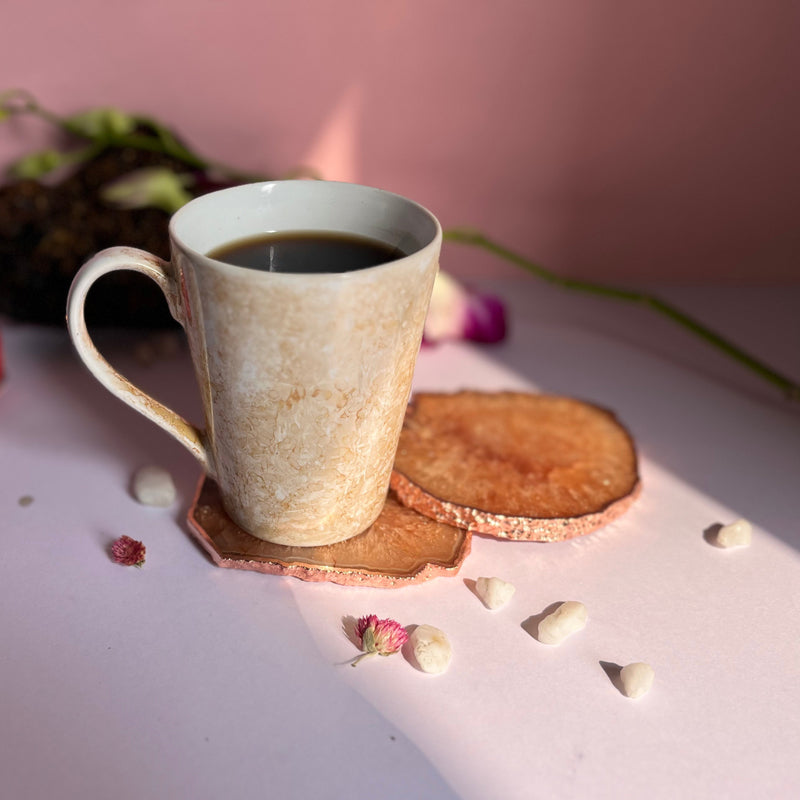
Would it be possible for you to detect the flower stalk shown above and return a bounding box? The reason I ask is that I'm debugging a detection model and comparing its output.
[443,228,800,402]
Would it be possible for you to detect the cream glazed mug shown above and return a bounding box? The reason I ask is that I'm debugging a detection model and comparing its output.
[67,180,441,546]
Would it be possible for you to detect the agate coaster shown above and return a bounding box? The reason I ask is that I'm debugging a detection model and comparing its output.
[391,391,641,541]
[187,476,471,588]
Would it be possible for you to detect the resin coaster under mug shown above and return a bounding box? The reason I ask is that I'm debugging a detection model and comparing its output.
[187,476,471,588]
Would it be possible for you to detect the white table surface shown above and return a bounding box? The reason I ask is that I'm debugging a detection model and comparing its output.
[2,279,799,800]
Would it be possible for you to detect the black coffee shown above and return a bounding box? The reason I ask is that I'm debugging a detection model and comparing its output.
[207,231,406,273]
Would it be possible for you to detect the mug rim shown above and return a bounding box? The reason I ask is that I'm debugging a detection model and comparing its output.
[168,179,442,279]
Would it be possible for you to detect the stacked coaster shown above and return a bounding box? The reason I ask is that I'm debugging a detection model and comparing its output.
[392,392,640,542]
[187,391,641,587]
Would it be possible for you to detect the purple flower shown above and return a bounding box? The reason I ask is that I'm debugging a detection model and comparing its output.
[423,272,507,345]
[351,614,408,666]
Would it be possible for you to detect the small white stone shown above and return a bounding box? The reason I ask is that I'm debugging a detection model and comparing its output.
[132,465,177,507]
[475,577,516,610]
[409,625,452,674]
[619,662,655,699]
[716,518,752,548]
[537,601,588,645]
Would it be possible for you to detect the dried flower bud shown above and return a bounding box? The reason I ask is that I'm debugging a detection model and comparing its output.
[111,535,146,567]
[351,614,408,666]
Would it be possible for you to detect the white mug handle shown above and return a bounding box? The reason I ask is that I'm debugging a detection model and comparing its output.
[67,246,211,474]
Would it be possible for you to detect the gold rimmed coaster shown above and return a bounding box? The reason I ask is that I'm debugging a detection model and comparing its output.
[391,391,641,541]
[187,476,471,588]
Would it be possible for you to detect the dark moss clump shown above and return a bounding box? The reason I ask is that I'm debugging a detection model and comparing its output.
[0,148,188,327]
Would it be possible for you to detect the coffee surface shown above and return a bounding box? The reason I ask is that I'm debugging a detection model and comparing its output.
[207,231,406,273]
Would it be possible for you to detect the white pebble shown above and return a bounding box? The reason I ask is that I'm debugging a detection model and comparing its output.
[716,518,752,548]
[620,662,655,699]
[409,625,452,674]
[475,576,516,610]
[132,465,177,507]
[537,601,588,645]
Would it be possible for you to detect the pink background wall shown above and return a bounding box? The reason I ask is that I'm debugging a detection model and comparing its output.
[2,0,798,282]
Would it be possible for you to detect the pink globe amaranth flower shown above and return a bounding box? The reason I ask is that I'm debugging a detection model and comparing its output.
[423,271,507,346]
[110,535,146,567]
[352,615,408,666]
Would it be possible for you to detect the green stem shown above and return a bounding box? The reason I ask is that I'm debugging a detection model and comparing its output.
[94,132,268,183]
[350,651,376,667]
[443,228,800,402]
[103,131,208,168]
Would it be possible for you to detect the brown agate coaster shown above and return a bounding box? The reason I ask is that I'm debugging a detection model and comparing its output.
[391,391,641,541]
[187,476,470,587]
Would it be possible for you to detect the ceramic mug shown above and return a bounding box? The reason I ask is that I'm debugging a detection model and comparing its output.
[67,180,441,546]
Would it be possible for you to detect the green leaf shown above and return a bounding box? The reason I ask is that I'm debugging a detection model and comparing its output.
[361,627,376,654]
[65,107,137,139]
[100,167,194,213]
[7,149,68,179]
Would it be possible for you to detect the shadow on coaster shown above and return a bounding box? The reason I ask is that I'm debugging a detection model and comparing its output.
[187,476,471,588]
